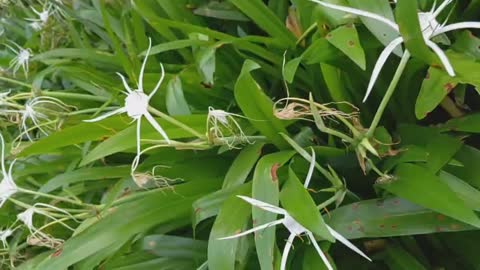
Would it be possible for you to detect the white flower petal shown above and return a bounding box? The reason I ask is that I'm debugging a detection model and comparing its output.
[425,39,455,76]
[432,0,453,18]
[218,219,284,240]
[308,0,399,31]
[364,37,404,102]
[434,22,480,36]
[280,233,296,270]
[308,231,334,270]
[83,107,126,123]
[116,72,133,93]
[138,38,152,92]
[144,112,171,144]
[327,225,372,261]
[304,148,316,188]
[237,195,287,215]
[149,63,165,99]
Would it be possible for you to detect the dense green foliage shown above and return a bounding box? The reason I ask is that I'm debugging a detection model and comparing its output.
[0,0,480,269]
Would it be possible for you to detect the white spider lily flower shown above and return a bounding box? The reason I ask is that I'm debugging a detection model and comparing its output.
[309,0,480,102]
[207,106,251,147]
[5,42,32,78]
[85,38,170,169]
[26,6,51,31]
[17,203,76,248]
[220,150,371,270]
[18,96,72,141]
[0,229,13,249]
[0,133,17,208]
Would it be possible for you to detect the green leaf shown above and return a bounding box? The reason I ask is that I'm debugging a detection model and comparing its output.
[32,179,221,270]
[80,115,206,165]
[229,0,295,46]
[415,67,459,119]
[284,56,303,83]
[383,244,428,270]
[207,184,251,270]
[166,76,191,116]
[441,113,480,133]
[424,133,463,173]
[234,60,289,149]
[446,145,480,189]
[347,0,402,56]
[38,166,130,194]
[301,38,342,65]
[326,24,366,70]
[252,151,295,270]
[439,171,480,211]
[223,142,265,189]
[280,168,334,241]
[380,163,480,228]
[327,197,475,239]
[141,235,207,260]
[451,30,480,60]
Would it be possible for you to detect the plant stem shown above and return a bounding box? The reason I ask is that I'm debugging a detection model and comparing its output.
[367,51,411,137]
[316,192,342,210]
[43,91,109,103]
[0,76,32,88]
[18,188,96,207]
[148,106,205,139]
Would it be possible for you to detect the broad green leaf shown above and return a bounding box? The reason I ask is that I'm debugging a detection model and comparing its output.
[445,51,480,92]
[303,244,335,270]
[320,63,353,111]
[80,115,206,165]
[424,133,463,173]
[166,76,191,116]
[380,163,480,228]
[223,142,265,189]
[284,56,303,83]
[32,179,222,270]
[326,24,366,70]
[327,197,474,239]
[451,30,480,60]
[415,67,459,119]
[190,33,217,86]
[441,113,480,133]
[252,151,295,270]
[193,1,250,21]
[280,168,334,241]
[347,0,402,56]
[234,60,289,149]
[439,171,480,211]
[446,145,480,189]
[38,166,130,194]
[229,0,296,46]
[301,38,342,65]
[383,244,427,270]
[207,185,251,270]
[19,117,129,157]
[32,48,121,67]
[192,183,251,229]
[141,235,207,260]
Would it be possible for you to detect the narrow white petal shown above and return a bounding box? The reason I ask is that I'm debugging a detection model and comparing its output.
[218,219,284,240]
[308,0,399,31]
[149,63,165,99]
[280,233,296,270]
[364,37,404,102]
[144,112,171,144]
[304,148,316,188]
[83,107,126,123]
[433,0,453,18]
[117,72,133,93]
[237,195,287,215]
[0,133,7,177]
[308,231,334,270]
[425,40,455,76]
[434,22,480,36]
[327,225,372,261]
[139,38,152,92]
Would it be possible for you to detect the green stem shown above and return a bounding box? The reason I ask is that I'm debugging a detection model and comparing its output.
[66,107,118,116]
[43,91,109,103]
[148,106,205,139]
[0,76,32,88]
[18,188,96,207]
[316,192,342,210]
[367,51,411,137]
